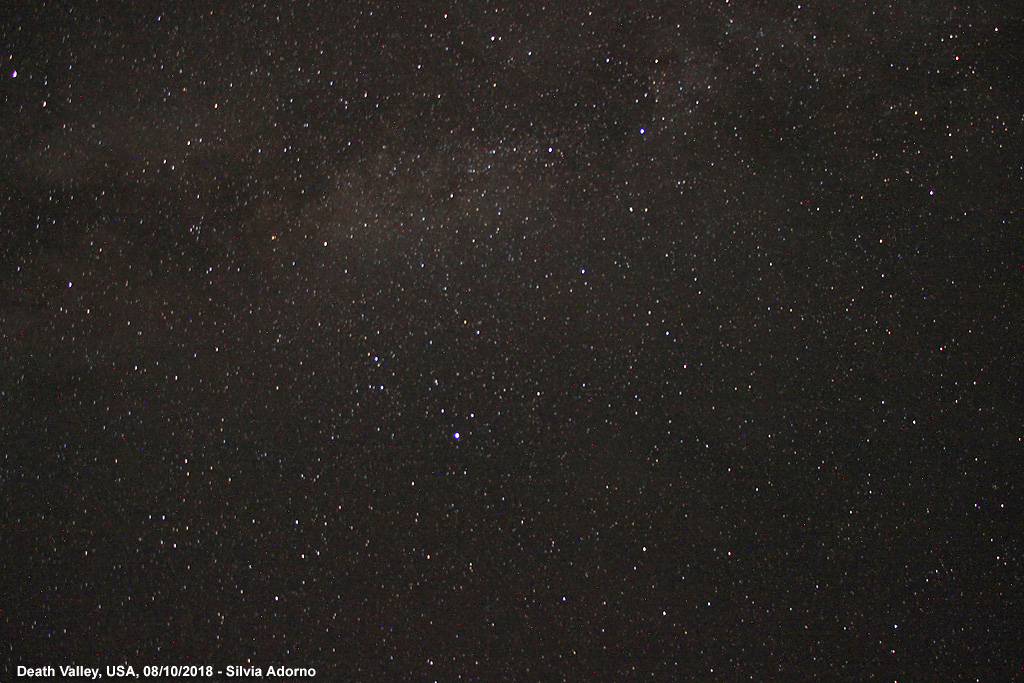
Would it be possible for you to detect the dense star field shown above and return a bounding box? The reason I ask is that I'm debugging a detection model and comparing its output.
[2,1,1021,679]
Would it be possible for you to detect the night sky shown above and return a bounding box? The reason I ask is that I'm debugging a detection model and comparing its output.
[2,1,1022,680]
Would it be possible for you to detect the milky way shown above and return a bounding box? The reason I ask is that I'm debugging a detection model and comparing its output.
[2,2,1021,679]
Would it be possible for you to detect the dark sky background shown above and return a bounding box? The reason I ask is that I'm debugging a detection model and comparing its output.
[2,1,1022,679]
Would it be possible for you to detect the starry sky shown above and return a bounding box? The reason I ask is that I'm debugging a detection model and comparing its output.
[2,1,1022,680]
